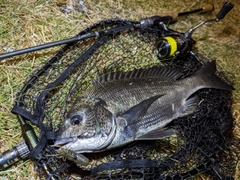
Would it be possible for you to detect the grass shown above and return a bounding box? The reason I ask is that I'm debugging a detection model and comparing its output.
[0,0,239,179]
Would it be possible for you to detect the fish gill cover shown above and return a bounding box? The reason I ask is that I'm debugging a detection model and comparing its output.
[10,18,239,179]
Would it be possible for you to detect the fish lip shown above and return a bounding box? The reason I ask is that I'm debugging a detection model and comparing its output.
[52,137,76,147]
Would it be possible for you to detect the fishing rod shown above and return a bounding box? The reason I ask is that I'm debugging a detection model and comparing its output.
[0,3,214,61]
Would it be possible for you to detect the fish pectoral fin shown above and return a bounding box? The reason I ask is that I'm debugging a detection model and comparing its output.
[181,95,199,117]
[136,128,175,140]
[119,94,164,125]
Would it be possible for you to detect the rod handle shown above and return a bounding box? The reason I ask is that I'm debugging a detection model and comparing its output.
[160,3,214,22]
[159,12,178,22]
[202,3,214,13]
[0,141,30,170]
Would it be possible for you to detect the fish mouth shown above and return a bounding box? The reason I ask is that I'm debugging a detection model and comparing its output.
[52,137,76,147]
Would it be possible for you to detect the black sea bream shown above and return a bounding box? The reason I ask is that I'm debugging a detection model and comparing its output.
[54,61,233,157]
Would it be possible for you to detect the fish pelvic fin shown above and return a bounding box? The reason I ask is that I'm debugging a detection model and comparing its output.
[119,94,164,125]
[194,60,234,91]
[136,128,175,140]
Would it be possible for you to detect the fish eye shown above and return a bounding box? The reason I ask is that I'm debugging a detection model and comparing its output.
[70,115,83,125]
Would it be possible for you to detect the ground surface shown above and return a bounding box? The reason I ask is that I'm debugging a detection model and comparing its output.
[0,0,239,179]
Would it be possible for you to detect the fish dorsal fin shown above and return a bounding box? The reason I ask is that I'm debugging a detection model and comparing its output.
[94,66,182,85]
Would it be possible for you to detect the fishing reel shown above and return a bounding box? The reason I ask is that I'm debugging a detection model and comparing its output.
[154,2,234,60]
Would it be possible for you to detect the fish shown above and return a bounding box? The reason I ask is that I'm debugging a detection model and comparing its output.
[53,60,233,164]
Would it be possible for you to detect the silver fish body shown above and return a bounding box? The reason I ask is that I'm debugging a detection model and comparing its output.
[54,61,233,155]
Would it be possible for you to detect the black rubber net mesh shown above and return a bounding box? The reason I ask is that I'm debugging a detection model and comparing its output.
[13,19,239,179]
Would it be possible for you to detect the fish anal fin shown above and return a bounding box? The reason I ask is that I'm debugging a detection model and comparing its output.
[181,95,199,117]
[136,128,175,140]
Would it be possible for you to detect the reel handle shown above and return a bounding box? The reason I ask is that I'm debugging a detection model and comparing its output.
[216,2,234,21]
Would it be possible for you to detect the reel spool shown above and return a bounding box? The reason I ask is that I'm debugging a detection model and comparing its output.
[156,36,183,59]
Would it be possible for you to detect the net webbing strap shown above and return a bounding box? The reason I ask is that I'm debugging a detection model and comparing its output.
[11,35,111,160]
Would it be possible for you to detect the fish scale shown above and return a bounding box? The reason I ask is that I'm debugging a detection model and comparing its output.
[89,79,181,114]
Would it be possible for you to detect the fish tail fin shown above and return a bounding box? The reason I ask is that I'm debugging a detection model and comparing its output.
[194,61,234,91]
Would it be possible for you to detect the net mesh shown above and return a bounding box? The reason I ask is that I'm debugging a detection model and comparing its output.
[13,18,239,179]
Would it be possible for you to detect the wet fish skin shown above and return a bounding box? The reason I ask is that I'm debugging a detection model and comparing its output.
[54,61,233,155]
[55,97,117,153]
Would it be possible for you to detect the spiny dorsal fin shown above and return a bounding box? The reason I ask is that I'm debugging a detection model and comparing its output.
[94,66,182,85]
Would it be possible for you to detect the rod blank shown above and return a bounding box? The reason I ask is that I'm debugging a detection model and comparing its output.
[0,33,97,61]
